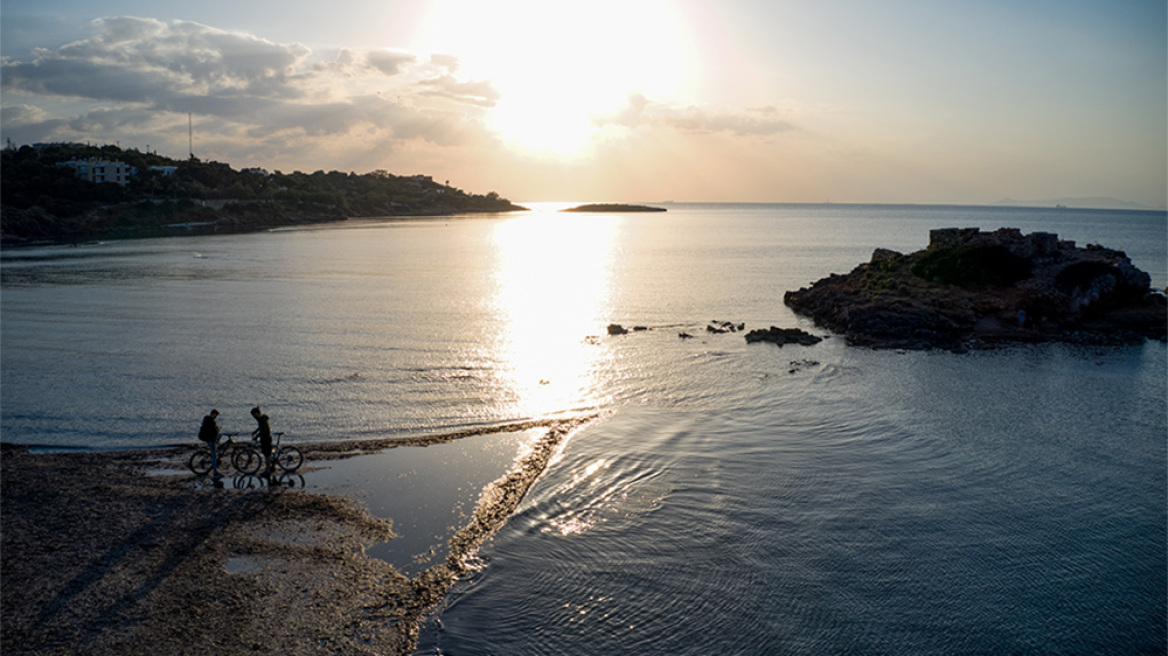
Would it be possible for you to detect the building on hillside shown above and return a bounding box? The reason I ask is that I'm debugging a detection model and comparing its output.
[56,159,136,185]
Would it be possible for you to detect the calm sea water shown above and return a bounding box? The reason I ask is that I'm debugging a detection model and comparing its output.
[2,203,1165,654]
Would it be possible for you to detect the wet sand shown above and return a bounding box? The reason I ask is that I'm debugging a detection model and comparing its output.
[1,417,592,655]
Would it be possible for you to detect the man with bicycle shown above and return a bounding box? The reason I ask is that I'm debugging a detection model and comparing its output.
[250,406,273,474]
[198,409,222,480]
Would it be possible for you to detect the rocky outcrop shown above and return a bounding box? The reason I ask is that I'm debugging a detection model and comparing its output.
[784,228,1167,350]
[707,321,746,334]
[744,327,824,346]
[561,204,667,213]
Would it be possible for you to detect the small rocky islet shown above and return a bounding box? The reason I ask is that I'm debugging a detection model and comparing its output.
[561,203,667,213]
[784,227,1168,351]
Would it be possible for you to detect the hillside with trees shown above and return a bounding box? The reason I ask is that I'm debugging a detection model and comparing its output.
[0,143,526,244]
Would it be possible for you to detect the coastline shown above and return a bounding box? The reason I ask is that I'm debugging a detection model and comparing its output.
[0,205,530,248]
[0,417,592,655]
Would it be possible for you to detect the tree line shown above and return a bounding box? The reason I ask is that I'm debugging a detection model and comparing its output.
[1,143,522,244]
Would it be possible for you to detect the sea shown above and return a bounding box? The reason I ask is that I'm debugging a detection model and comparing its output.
[2,203,1165,654]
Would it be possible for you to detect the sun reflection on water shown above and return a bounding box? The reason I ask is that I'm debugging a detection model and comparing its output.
[491,212,618,419]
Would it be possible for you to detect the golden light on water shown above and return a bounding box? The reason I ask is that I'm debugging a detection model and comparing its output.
[491,211,618,418]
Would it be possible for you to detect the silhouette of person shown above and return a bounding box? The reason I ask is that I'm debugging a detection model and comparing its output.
[250,406,273,472]
[198,409,221,479]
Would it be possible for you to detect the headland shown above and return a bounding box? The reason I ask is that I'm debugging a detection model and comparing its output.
[1,143,526,246]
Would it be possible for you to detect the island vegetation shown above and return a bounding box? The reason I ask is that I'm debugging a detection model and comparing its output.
[0,142,526,245]
[561,203,667,213]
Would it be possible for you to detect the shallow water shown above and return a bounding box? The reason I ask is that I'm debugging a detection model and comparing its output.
[421,341,1166,655]
[2,203,1165,653]
[307,428,540,576]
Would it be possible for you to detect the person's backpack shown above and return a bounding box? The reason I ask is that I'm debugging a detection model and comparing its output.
[198,417,218,443]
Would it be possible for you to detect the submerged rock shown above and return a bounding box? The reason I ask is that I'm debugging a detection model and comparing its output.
[784,227,1168,350]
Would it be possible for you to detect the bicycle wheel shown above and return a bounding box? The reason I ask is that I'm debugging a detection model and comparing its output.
[234,474,264,490]
[275,446,303,472]
[233,447,263,474]
[189,449,213,475]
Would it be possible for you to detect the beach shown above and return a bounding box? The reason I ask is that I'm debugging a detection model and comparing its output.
[1,419,590,655]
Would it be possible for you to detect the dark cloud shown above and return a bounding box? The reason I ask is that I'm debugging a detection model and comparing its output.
[0,16,493,151]
[2,17,310,106]
[600,93,795,136]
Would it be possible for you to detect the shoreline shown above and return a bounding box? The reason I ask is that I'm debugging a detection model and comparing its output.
[1,417,594,655]
[0,206,530,249]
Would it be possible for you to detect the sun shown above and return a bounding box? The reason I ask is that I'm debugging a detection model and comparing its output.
[415,0,694,157]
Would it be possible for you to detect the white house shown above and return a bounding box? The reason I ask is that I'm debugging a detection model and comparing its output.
[56,159,136,186]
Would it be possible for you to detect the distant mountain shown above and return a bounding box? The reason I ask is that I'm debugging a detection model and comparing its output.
[992,196,1160,211]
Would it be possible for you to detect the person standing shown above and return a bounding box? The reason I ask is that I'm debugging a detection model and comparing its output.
[198,409,222,479]
[250,406,273,472]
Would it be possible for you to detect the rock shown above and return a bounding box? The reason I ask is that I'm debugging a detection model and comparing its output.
[784,227,1168,350]
[744,326,823,346]
[607,323,629,335]
[707,320,746,334]
[561,204,667,213]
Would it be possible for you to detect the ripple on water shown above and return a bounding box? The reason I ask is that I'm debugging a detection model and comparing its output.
[425,351,1166,654]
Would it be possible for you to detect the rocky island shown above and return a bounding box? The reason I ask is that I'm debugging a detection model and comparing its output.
[784,227,1167,351]
[561,203,667,213]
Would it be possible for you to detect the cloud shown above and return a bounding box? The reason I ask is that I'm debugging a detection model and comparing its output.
[365,50,417,76]
[416,76,501,107]
[0,16,498,155]
[2,16,314,106]
[1,104,49,125]
[599,93,796,136]
[429,54,462,73]
[321,48,417,77]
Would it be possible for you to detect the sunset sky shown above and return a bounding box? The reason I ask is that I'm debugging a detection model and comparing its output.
[2,0,1165,207]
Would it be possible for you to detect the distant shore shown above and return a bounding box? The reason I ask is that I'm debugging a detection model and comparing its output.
[0,204,530,247]
[0,418,592,656]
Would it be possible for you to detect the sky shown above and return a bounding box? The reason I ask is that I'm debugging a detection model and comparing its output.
[2,0,1165,207]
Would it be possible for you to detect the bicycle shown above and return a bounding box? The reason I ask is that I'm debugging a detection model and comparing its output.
[188,432,244,475]
[233,471,305,490]
[234,431,303,474]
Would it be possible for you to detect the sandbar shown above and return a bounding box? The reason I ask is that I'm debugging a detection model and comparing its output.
[1,417,592,655]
